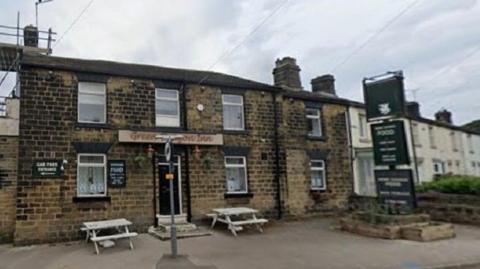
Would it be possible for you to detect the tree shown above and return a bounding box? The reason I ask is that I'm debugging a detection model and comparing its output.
[463,120,480,133]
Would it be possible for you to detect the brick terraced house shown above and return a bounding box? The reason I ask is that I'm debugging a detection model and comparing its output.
[0,43,360,244]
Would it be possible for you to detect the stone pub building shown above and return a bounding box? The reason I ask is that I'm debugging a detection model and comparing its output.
[0,40,359,244]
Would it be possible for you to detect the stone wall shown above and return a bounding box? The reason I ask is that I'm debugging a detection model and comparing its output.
[0,136,18,242]
[417,192,480,225]
[279,97,352,217]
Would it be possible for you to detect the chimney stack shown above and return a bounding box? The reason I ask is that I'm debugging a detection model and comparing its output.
[435,109,452,124]
[311,74,336,96]
[23,25,39,47]
[272,57,302,91]
[406,101,421,118]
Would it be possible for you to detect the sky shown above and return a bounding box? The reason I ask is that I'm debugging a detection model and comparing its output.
[1,0,480,125]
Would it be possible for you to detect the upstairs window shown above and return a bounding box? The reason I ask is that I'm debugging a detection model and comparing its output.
[222,95,244,130]
[155,89,180,127]
[412,123,420,147]
[428,126,436,148]
[77,154,106,197]
[306,108,322,137]
[78,82,106,123]
[358,114,367,139]
[225,156,248,193]
[467,134,474,153]
[451,131,458,151]
[310,159,326,190]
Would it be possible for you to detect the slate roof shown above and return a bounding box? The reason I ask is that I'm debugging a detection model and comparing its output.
[20,53,277,91]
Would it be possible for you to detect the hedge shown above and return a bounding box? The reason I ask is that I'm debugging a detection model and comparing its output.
[416,175,480,195]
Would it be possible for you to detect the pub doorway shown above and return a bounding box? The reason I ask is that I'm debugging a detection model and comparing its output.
[157,155,185,223]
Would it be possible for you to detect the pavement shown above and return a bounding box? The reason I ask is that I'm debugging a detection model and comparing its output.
[1,218,480,269]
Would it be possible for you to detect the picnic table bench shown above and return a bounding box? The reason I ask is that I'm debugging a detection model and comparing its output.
[81,218,138,255]
[207,207,268,236]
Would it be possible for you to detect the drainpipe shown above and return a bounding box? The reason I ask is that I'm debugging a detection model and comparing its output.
[272,91,283,219]
[407,118,420,184]
[151,147,157,227]
[345,106,356,196]
[181,83,193,222]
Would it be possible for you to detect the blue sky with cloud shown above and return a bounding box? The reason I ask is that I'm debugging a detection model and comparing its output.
[1,0,479,124]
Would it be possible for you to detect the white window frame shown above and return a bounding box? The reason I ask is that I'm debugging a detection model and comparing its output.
[433,160,445,175]
[306,108,322,137]
[358,114,367,139]
[310,159,326,190]
[222,94,245,131]
[78,82,106,124]
[224,156,248,194]
[155,88,180,127]
[76,153,107,197]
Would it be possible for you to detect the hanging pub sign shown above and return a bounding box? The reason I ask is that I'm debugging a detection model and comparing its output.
[32,160,64,178]
[371,120,410,166]
[363,72,406,121]
[375,169,416,209]
[108,160,126,188]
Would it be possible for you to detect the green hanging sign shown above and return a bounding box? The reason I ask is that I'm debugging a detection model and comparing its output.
[363,73,406,121]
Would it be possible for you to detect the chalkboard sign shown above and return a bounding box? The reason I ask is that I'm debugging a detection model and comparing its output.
[108,160,126,188]
[375,169,416,209]
[32,160,64,178]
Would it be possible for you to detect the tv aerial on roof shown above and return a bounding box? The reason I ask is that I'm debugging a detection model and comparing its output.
[35,0,54,28]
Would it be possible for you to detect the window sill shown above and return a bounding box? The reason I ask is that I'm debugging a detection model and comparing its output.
[72,196,111,203]
[224,192,254,199]
[310,188,326,192]
[359,138,371,143]
[307,135,326,141]
[75,122,112,129]
[223,129,249,135]
[153,126,184,132]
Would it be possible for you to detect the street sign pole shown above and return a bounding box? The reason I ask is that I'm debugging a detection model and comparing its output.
[165,137,177,257]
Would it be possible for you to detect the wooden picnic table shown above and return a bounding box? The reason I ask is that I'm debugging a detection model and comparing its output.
[208,207,268,236]
[81,218,138,255]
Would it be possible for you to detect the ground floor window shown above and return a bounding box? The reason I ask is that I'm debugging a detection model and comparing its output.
[77,154,106,197]
[310,159,326,190]
[225,156,248,194]
[433,160,445,176]
[356,152,375,196]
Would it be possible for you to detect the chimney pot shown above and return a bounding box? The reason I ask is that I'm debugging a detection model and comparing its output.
[311,74,336,96]
[435,109,453,124]
[272,57,302,91]
[23,25,39,47]
[406,101,421,118]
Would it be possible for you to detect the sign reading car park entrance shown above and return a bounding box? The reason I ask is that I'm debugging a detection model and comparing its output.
[375,169,416,209]
[363,73,406,121]
[32,160,63,178]
[371,121,410,166]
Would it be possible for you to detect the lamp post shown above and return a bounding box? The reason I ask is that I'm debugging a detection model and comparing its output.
[35,0,54,28]
[156,134,183,258]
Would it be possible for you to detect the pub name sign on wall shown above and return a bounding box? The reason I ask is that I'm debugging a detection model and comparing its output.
[118,130,224,145]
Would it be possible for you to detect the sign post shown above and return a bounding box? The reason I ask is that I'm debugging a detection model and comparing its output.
[165,137,177,258]
[157,134,183,258]
[363,71,416,211]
